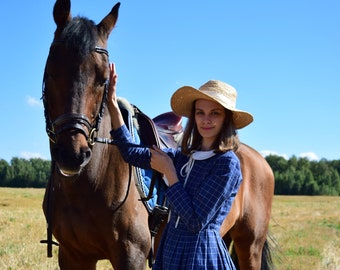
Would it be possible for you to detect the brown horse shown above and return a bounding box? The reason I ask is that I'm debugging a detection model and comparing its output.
[42,1,150,269]
[42,1,275,269]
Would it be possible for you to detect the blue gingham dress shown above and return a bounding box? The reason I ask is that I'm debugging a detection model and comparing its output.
[111,125,243,270]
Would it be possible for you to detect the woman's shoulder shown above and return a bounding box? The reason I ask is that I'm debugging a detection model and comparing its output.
[217,150,238,160]
[214,150,240,168]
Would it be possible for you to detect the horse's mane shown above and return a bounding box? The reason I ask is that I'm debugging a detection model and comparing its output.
[58,17,98,58]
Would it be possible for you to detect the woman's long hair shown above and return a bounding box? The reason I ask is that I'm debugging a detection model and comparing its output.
[181,102,240,155]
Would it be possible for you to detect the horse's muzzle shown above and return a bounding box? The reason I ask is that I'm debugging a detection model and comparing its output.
[52,134,92,177]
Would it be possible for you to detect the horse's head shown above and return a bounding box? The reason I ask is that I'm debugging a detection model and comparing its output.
[42,0,120,177]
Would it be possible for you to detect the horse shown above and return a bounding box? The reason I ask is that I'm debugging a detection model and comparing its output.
[42,1,150,269]
[42,1,275,269]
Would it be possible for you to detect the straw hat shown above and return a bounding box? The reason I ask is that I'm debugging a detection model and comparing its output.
[170,80,253,129]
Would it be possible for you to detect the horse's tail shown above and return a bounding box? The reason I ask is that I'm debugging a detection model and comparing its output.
[261,230,285,270]
[261,238,275,270]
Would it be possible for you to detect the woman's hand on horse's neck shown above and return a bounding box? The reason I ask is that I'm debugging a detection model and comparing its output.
[108,63,125,130]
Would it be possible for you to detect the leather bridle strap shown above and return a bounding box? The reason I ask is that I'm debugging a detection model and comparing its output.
[42,45,110,146]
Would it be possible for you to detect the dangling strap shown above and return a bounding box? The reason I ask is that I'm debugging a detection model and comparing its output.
[40,160,59,257]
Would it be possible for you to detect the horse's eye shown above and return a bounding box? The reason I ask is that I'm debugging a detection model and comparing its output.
[96,78,107,87]
[101,79,109,87]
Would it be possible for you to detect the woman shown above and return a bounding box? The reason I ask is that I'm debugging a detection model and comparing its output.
[108,63,253,269]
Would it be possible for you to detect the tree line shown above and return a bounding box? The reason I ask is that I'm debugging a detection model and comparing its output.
[0,158,50,188]
[265,155,340,196]
[0,155,340,195]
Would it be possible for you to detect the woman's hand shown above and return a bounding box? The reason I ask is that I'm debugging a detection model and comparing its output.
[150,145,179,186]
[107,63,125,130]
[108,63,118,107]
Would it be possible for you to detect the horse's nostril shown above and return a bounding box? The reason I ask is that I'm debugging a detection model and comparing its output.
[51,143,92,172]
[84,148,92,162]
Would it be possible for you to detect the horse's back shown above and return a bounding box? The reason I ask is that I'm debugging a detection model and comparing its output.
[237,143,274,197]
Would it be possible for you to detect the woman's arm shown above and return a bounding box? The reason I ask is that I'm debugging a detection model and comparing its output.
[166,153,242,232]
[107,63,152,168]
[107,63,179,182]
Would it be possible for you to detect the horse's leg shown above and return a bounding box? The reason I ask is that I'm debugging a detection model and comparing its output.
[230,229,267,270]
[223,233,233,250]
[108,201,151,270]
[110,241,149,270]
[58,246,97,270]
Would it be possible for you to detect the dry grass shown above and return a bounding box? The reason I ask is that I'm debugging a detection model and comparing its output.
[0,188,339,269]
[270,196,340,270]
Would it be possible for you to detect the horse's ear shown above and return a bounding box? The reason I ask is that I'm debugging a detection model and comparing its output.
[97,2,120,40]
[53,0,72,32]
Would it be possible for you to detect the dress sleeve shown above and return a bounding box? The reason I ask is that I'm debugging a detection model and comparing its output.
[165,152,242,232]
[110,124,152,169]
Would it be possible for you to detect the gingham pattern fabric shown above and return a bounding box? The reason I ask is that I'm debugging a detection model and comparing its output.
[111,125,242,270]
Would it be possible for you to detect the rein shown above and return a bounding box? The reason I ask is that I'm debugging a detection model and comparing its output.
[42,44,110,146]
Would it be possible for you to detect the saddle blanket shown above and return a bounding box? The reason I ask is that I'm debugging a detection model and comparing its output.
[132,124,167,212]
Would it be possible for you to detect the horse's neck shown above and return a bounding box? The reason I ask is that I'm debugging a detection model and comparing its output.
[88,114,134,202]
[88,114,115,181]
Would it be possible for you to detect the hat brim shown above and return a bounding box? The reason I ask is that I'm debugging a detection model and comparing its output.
[170,86,253,129]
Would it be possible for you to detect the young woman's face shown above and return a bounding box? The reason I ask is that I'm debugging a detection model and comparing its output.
[194,99,226,150]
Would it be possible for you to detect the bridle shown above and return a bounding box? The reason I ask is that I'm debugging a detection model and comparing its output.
[42,42,110,146]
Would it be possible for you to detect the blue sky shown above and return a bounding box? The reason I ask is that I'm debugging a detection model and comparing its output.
[0,0,339,162]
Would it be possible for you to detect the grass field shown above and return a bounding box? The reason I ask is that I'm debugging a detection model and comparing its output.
[0,188,339,269]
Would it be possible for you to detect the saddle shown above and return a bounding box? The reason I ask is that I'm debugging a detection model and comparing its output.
[134,106,183,149]
[132,104,182,202]
[118,100,183,207]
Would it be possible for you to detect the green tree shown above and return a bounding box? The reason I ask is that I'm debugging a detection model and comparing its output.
[330,160,340,175]
[288,156,298,169]
[30,158,50,187]
[266,155,288,173]
[300,169,319,195]
[297,157,310,170]
[10,158,35,187]
[0,159,12,186]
